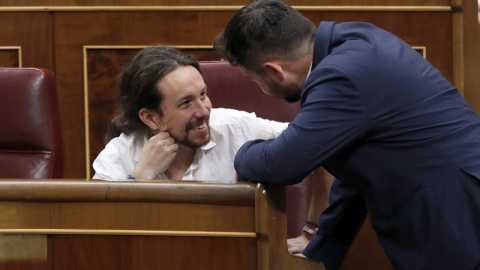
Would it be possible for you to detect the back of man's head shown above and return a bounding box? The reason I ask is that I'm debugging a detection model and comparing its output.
[215,0,316,73]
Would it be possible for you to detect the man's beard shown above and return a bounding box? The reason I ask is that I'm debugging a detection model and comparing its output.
[178,119,211,148]
[284,90,301,103]
[268,81,302,103]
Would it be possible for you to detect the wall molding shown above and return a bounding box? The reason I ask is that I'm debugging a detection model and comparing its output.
[0,6,452,12]
[412,46,427,58]
[0,228,256,237]
[0,46,22,67]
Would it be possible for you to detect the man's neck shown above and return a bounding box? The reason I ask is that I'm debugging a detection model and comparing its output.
[164,144,196,180]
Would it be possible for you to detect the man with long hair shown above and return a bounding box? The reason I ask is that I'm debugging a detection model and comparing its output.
[93,46,288,181]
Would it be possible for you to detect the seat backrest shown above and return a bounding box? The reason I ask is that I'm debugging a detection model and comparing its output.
[0,68,63,178]
[200,61,312,238]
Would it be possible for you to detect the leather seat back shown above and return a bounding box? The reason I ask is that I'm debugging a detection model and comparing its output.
[0,68,63,178]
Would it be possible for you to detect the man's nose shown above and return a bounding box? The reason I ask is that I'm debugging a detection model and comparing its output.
[192,100,210,118]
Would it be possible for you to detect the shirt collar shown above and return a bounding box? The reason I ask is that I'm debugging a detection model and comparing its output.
[200,138,216,151]
[306,62,313,81]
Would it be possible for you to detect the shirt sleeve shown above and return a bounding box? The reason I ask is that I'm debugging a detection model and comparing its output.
[246,113,289,139]
[92,138,133,180]
[302,178,367,270]
[234,65,366,185]
[92,152,128,180]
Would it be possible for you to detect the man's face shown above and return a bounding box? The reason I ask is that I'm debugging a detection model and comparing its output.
[238,65,302,103]
[156,65,212,148]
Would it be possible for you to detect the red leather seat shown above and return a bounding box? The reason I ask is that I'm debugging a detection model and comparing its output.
[0,68,63,178]
[199,61,312,238]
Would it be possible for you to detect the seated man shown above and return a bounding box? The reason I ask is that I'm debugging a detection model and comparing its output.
[92,45,288,181]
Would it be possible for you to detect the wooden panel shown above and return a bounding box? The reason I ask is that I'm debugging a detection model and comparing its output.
[0,48,20,67]
[256,185,324,270]
[0,201,254,232]
[463,0,480,113]
[0,180,321,270]
[54,11,232,178]
[0,13,53,70]
[301,11,453,82]
[85,47,218,178]
[0,235,48,270]
[0,180,255,232]
[51,235,257,270]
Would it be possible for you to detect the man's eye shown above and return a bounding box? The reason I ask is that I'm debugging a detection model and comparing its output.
[180,101,191,107]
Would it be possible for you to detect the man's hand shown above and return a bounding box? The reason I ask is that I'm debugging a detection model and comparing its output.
[130,132,178,179]
[287,234,310,256]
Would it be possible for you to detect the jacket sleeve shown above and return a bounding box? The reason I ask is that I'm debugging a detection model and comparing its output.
[302,178,367,270]
[234,65,366,185]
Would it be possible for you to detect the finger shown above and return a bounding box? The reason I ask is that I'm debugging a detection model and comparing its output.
[154,131,171,140]
[288,246,301,254]
[168,143,179,152]
[162,137,176,146]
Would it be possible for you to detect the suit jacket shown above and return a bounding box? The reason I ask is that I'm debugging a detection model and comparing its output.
[234,21,480,270]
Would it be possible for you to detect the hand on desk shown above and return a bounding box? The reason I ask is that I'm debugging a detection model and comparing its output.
[287,233,310,257]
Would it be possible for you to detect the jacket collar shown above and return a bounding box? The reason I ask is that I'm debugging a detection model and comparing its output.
[312,21,335,70]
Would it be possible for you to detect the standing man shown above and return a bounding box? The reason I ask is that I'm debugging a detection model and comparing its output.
[215,0,480,269]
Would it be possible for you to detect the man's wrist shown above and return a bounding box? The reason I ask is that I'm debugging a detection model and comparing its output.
[303,221,318,240]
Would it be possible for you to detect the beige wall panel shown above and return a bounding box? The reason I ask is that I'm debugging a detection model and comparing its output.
[0,235,48,270]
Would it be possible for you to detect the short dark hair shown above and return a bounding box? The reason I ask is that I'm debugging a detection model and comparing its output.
[106,46,200,142]
[214,0,316,72]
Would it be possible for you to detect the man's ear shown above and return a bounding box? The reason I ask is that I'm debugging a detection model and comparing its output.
[138,108,161,132]
[262,61,285,83]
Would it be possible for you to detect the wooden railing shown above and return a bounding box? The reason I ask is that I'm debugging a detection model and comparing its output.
[0,180,324,270]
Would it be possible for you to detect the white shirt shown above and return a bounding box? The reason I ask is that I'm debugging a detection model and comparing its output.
[92,108,289,182]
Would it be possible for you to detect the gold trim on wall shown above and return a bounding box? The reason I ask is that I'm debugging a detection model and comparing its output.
[412,46,427,59]
[451,0,464,95]
[0,46,22,67]
[83,46,90,178]
[0,6,452,12]
[83,45,213,179]
[0,229,256,237]
[85,45,213,50]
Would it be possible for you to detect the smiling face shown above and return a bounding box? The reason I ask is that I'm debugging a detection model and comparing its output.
[155,65,212,148]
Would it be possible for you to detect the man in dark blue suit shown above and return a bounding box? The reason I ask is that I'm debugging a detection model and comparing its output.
[215,0,480,269]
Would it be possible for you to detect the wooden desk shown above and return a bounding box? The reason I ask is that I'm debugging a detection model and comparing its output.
[0,180,323,270]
